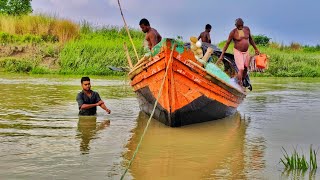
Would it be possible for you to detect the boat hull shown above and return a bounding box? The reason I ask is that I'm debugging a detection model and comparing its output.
[129,39,245,127]
[136,86,236,127]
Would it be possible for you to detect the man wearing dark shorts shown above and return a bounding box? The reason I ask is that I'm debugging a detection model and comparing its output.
[76,77,111,116]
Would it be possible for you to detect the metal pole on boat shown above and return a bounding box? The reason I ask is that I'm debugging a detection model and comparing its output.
[117,0,140,62]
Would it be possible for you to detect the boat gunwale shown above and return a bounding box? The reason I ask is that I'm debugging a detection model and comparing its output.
[129,48,246,97]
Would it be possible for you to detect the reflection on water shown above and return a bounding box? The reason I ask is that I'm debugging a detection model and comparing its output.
[281,169,317,180]
[77,116,110,154]
[1,73,320,179]
[123,111,266,179]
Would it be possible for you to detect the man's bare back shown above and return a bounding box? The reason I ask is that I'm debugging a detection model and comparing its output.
[146,28,162,50]
[198,31,211,43]
[198,24,212,43]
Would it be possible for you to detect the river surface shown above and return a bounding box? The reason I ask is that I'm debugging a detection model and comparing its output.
[0,73,319,179]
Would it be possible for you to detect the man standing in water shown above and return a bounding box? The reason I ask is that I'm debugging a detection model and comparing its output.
[217,18,260,87]
[76,77,111,116]
[139,18,162,50]
[198,24,212,43]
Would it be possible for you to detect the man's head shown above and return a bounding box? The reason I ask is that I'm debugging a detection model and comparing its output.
[139,18,150,33]
[81,77,91,91]
[235,18,244,30]
[205,24,212,32]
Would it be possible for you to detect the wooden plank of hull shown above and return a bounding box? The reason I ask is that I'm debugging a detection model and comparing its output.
[130,39,245,127]
[136,86,237,127]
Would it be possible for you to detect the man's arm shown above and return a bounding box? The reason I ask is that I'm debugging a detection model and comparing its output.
[248,27,260,55]
[99,101,111,114]
[80,102,102,110]
[94,92,111,114]
[207,33,211,44]
[77,93,95,110]
[217,30,234,63]
[149,31,158,49]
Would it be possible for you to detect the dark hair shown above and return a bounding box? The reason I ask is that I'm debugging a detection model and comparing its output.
[235,18,243,24]
[81,77,90,83]
[205,24,212,30]
[139,18,150,26]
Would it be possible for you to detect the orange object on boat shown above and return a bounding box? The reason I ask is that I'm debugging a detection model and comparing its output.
[255,54,268,69]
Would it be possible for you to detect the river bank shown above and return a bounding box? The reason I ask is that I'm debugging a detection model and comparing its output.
[1,15,319,77]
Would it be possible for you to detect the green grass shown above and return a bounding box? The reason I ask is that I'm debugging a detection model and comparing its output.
[218,41,320,77]
[58,26,145,76]
[0,14,79,43]
[1,14,319,77]
[0,58,34,73]
[280,145,318,170]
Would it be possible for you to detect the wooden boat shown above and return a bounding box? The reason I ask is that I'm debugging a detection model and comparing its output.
[128,38,246,127]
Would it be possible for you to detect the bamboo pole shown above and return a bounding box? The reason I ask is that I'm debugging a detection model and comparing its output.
[123,42,133,69]
[117,0,139,62]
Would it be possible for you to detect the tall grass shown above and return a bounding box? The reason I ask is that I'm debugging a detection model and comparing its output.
[280,145,318,170]
[0,14,79,43]
[59,26,145,75]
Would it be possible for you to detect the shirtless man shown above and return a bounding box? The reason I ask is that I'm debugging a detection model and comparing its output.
[217,18,260,87]
[198,24,212,43]
[139,18,162,50]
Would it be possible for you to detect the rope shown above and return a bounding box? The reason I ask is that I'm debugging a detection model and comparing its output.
[117,0,140,62]
[120,43,176,180]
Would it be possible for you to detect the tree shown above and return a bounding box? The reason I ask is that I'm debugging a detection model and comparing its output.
[252,34,271,46]
[0,0,33,16]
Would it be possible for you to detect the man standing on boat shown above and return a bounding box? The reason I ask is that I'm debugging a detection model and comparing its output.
[139,18,162,50]
[76,77,111,116]
[217,18,260,87]
[198,24,212,43]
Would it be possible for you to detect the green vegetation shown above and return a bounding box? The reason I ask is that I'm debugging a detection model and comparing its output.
[280,146,318,170]
[253,34,271,46]
[0,0,32,16]
[59,26,144,75]
[0,14,319,77]
[0,14,79,43]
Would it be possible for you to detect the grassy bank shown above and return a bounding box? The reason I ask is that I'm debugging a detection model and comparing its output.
[1,14,319,77]
[218,42,320,77]
[59,26,144,75]
[0,14,145,75]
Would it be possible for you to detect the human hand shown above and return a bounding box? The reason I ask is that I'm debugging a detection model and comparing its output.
[255,49,260,55]
[105,109,111,114]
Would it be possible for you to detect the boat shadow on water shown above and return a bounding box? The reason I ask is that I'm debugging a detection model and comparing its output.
[122,111,267,179]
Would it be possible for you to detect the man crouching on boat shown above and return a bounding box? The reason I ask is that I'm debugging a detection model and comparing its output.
[139,18,162,50]
[217,18,260,88]
[76,77,111,116]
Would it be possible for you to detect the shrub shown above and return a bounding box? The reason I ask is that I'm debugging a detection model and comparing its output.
[253,34,271,46]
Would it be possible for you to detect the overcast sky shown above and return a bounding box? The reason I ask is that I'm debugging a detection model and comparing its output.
[32,0,319,45]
